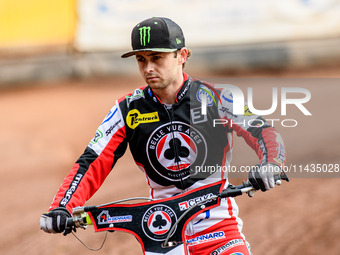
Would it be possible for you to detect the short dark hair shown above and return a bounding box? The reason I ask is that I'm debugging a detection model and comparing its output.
[174,49,192,69]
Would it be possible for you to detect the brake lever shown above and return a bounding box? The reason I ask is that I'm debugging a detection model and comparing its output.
[220,171,289,199]
[219,181,253,198]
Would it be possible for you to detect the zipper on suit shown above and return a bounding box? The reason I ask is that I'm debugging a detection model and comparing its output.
[163,104,186,191]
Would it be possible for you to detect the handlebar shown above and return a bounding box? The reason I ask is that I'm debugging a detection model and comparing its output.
[66,173,288,230]
[65,175,288,253]
[220,171,289,198]
[219,181,254,198]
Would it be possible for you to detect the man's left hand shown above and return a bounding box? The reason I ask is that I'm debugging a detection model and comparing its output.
[248,163,282,192]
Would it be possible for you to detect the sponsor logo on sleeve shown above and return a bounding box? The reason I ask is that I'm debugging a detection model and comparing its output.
[221,90,233,103]
[60,173,83,206]
[244,105,254,116]
[210,239,244,255]
[101,107,118,125]
[196,85,216,106]
[273,131,285,165]
[105,119,122,136]
[90,129,103,144]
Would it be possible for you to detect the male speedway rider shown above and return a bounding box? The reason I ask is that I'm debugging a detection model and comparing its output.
[40,17,286,255]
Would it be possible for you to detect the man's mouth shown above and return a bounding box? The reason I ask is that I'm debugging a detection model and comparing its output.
[146,74,159,81]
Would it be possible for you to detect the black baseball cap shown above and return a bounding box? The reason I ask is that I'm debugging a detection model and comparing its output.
[121,17,185,58]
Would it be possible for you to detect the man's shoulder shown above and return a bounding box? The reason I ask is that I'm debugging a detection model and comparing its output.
[117,85,149,107]
[190,78,222,97]
[191,77,215,89]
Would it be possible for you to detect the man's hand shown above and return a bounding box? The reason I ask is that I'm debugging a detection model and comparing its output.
[248,163,282,192]
[40,207,72,235]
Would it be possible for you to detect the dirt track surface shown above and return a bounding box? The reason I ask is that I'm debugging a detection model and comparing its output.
[1,67,340,255]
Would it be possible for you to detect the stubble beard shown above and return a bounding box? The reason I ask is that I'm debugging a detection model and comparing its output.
[147,75,174,91]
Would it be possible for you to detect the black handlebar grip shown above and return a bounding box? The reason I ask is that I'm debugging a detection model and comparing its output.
[66,217,75,228]
[219,188,242,198]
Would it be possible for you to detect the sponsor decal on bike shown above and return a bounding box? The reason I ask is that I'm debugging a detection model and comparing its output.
[141,204,177,241]
[210,239,244,255]
[187,231,225,245]
[126,109,159,129]
[97,210,132,225]
[146,121,207,182]
[178,193,214,211]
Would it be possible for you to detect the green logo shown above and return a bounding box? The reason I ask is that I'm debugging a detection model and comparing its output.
[125,89,144,107]
[90,129,103,144]
[139,26,151,46]
[176,38,181,44]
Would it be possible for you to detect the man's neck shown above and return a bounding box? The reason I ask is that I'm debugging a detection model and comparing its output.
[153,73,184,104]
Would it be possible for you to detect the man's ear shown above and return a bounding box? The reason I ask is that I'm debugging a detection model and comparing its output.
[178,48,188,65]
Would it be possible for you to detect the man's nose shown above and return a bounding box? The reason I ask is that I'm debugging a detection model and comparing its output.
[144,61,154,73]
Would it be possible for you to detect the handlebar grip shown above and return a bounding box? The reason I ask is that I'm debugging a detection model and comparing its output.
[66,217,75,228]
[220,188,242,198]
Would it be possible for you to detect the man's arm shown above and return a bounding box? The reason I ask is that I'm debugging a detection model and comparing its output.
[218,88,286,190]
[41,101,128,234]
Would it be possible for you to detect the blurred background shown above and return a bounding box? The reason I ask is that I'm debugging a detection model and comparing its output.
[1,0,340,83]
[1,0,340,254]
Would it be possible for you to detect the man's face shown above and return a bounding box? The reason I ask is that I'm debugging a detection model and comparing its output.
[135,51,182,90]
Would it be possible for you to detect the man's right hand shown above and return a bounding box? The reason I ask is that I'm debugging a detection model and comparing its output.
[40,207,71,234]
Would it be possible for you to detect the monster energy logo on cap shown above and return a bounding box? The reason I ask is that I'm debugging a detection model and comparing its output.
[121,17,185,58]
[139,26,151,46]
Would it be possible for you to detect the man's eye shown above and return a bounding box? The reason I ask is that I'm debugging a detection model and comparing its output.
[137,58,145,62]
[152,56,161,60]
